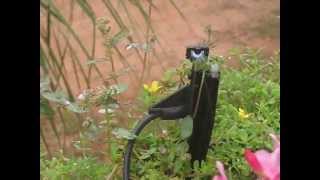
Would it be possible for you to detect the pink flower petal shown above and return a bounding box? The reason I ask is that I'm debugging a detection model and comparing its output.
[244,134,280,180]
[244,149,264,175]
[212,161,228,180]
[255,150,279,179]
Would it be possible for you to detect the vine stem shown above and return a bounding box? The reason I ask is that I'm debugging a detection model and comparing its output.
[106,164,119,180]
[193,71,206,119]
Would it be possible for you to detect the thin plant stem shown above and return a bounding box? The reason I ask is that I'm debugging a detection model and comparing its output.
[40,126,52,159]
[46,3,51,46]
[40,1,90,57]
[141,1,152,82]
[53,32,69,89]
[193,71,206,119]
[104,27,117,83]
[46,42,75,101]
[118,0,143,42]
[57,108,67,152]
[48,117,62,149]
[102,0,145,65]
[64,33,90,88]
[40,60,56,90]
[106,164,119,180]
[41,1,106,86]
[40,42,61,89]
[63,32,109,88]
[113,46,139,82]
[69,0,75,24]
[70,49,82,91]
[91,20,96,59]
[168,0,196,34]
[150,47,165,72]
[129,0,170,66]
[76,0,98,81]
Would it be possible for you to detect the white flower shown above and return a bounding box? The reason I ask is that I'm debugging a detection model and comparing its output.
[77,90,88,100]
[125,43,139,50]
[77,93,85,100]
[125,44,133,50]
[228,56,232,60]
[107,108,114,113]
[98,109,106,114]
[162,129,168,135]
[64,100,71,105]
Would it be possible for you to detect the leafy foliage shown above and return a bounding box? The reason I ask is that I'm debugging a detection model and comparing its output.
[179,115,193,139]
[40,48,279,179]
[112,128,137,140]
[40,155,111,180]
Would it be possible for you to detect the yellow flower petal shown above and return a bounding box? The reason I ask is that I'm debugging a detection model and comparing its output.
[238,108,250,119]
[151,81,158,88]
[143,81,161,94]
[150,81,161,93]
[143,84,149,90]
[151,81,158,89]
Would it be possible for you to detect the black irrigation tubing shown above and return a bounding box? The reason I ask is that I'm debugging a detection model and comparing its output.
[123,113,160,180]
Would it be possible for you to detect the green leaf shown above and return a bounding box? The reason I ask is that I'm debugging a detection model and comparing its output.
[193,160,200,170]
[65,103,88,113]
[162,69,176,81]
[108,84,128,95]
[180,115,193,139]
[111,29,130,46]
[210,64,220,74]
[41,91,68,104]
[76,0,96,22]
[110,142,120,161]
[40,77,50,92]
[112,128,137,140]
[72,141,82,150]
[86,59,108,65]
[40,98,55,119]
[139,148,157,160]
[177,142,189,153]
[117,84,128,93]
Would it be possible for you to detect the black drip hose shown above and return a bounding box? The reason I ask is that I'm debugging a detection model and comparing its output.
[123,113,160,180]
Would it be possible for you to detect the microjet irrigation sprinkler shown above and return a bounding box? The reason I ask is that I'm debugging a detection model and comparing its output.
[123,45,220,180]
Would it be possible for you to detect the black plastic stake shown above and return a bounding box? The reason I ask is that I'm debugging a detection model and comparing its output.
[123,45,220,180]
[186,45,220,165]
[150,45,220,164]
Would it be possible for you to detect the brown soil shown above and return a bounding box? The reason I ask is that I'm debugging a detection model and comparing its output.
[42,0,279,100]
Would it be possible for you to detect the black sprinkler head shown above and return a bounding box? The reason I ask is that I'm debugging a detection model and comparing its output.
[186,45,209,61]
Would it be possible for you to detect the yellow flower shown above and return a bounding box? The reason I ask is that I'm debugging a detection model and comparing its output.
[238,108,251,119]
[143,81,161,94]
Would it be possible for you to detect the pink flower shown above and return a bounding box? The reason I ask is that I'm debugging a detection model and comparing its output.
[212,161,228,180]
[244,134,280,180]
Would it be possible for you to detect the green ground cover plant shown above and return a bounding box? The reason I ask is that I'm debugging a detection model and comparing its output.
[40,48,280,180]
